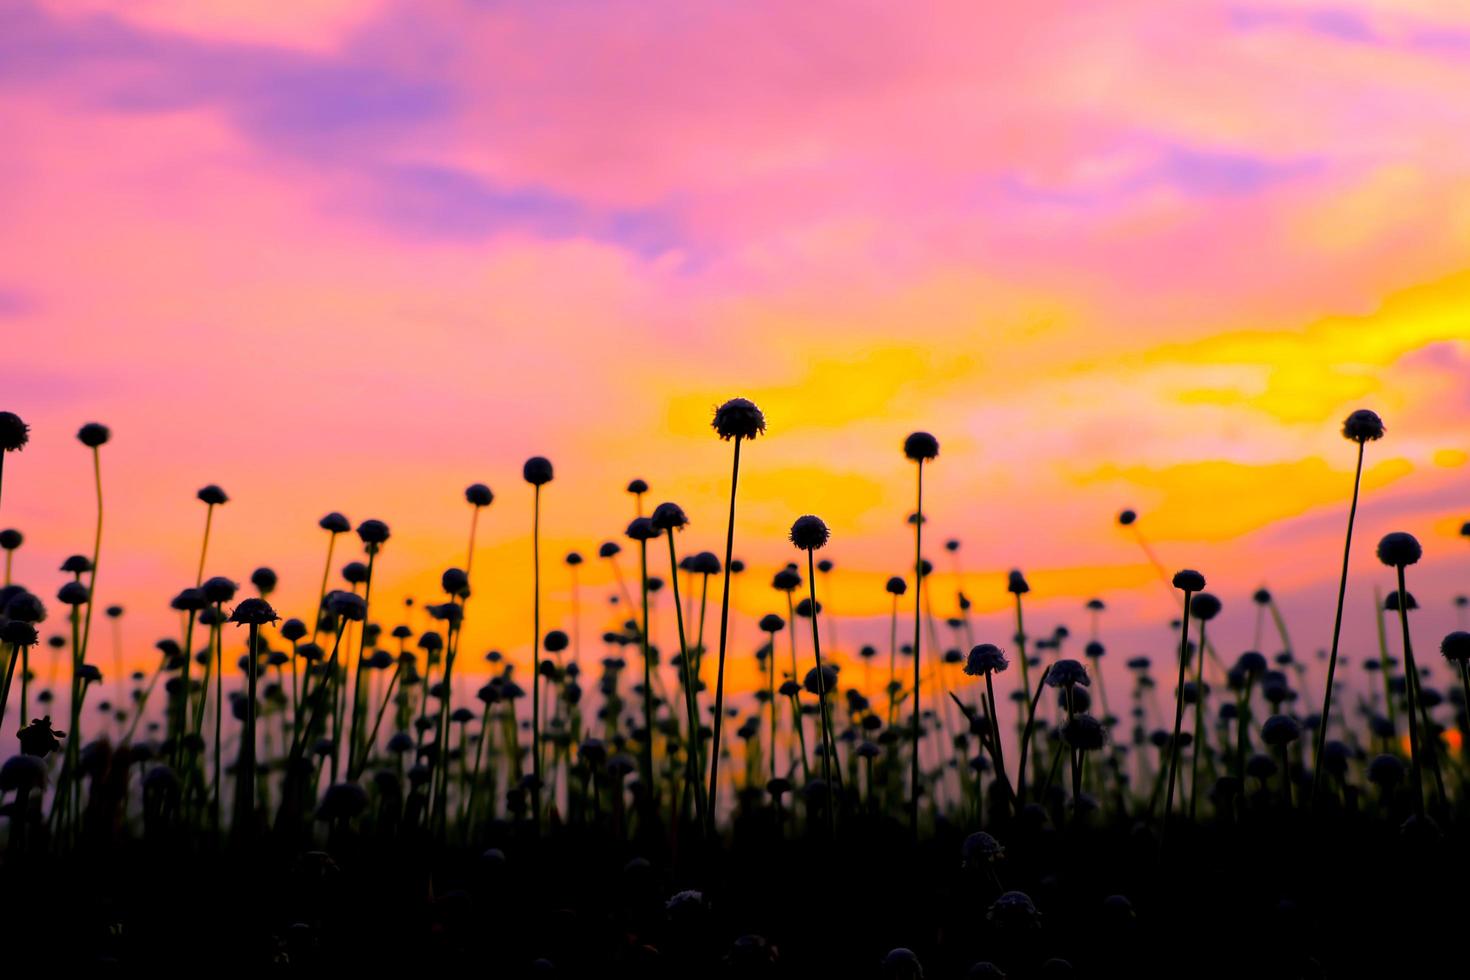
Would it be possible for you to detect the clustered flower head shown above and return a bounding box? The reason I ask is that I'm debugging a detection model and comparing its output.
[0,411,29,452]
[357,519,391,546]
[229,597,279,626]
[76,422,111,448]
[964,643,1008,677]
[319,512,351,534]
[1341,409,1385,443]
[712,398,766,441]
[903,431,939,462]
[789,515,830,551]
[465,483,494,507]
[1441,631,1470,665]
[1046,658,1090,688]
[625,517,658,542]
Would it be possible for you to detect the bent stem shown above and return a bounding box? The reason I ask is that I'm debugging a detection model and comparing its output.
[666,530,706,835]
[806,548,838,830]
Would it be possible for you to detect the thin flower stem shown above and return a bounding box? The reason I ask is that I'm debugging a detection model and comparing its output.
[806,548,837,829]
[910,459,924,837]
[1161,591,1194,845]
[1015,664,1052,805]
[1394,565,1425,820]
[665,530,706,835]
[1311,440,1364,807]
[707,436,742,835]
[531,485,543,831]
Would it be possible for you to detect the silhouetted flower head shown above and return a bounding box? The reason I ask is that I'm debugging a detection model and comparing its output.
[1236,651,1268,675]
[651,502,689,531]
[60,554,93,574]
[18,715,64,757]
[881,948,924,979]
[442,567,469,596]
[1062,714,1106,751]
[196,484,228,506]
[319,512,350,534]
[1367,753,1404,788]
[0,412,28,452]
[1172,569,1206,592]
[1046,659,1090,688]
[625,517,658,542]
[76,422,110,448]
[230,598,279,627]
[1376,532,1421,568]
[772,569,801,592]
[465,483,494,507]
[327,590,367,623]
[712,398,766,441]
[1006,570,1030,595]
[880,575,907,599]
[523,456,554,485]
[691,551,721,575]
[1341,409,1385,443]
[625,478,649,496]
[544,630,569,653]
[1261,714,1300,746]
[1384,590,1417,612]
[357,519,390,546]
[565,551,583,567]
[251,567,277,594]
[170,588,205,613]
[986,891,1040,932]
[962,831,1005,869]
[1117,509,1137,526]
[0,590,45,625]
[758,613,785,634]
[903,432,939,462]
[0,529,21,550]
[789,515,830,551]
[1190,593,1222,621]
[202,576,237,604]
[57,581,89,606]
[964,644,1008,676]
[0,619,38,646]
[318,782,370,821]
[778,680,801,698]
[1441,631,1470,665]
[803,665,838,696]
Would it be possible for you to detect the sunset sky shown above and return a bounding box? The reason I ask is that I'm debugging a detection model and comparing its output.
[2,1,1468,697]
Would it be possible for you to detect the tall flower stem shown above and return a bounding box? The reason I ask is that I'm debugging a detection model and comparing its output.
[196,503,216,587]
[1189,620,1209,821]
[638,537,655,824]
[665,530,707,834]
[235,621,262,837]
[312,530,340,646]
[910,459,925,837]
[1015,664,1051,805]
[1310,440,1364,807]
[531,485,543,831]
[1161,590,1195,842]
[805,548,838,829]
[707,435,742,833]
[78,447,103,690]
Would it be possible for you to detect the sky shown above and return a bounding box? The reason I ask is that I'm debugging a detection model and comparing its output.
[1,1,1468,702]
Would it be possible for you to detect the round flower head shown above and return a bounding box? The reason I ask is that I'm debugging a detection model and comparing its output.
[1341,409,1385,443]
[626,478,649,495]
[230,597,279,626]
[598,540,621,558]
[712,397,766,441]
[986,891,1041,932]
[1367,753,1404,787]
[1046,658,1090,688]
[280,618,308,642]
[1440,631,1470,665]
[625,517,658,542]
[1117,508,1137,526]
[0,529,21,550]
[170,588,205,612]
[789,515,830,551]
[319,512,350,534]
[881,948,923,980]
[0,411,29,452]
[964,643,1008,677]
[523,456,554,486]
[76,422,110,448]
[1172,569,1206,592]
[1384,590,1417,612]
[544,630,569,653]
[565,551,583,567]
[357,519,390,546]
[0,754,46,792]
[759,613,785,633]
[441,567,469,596]
[57,581,90,606]
[903,431,939,462]
[885,575,907,596]
[17,715,65,757]
[326,590,367,622]
[1189,593,1222,621]
[1062,714,1106,751]
[1260,714,1301,746]
[962,831,1005,871]
[250,567,277,594]
[650,502,689,531]
[692,551,721,575]
[202,576,237,604]
[0,619,38,646]
[1006,570,1030,595]
[772,569,801,592]
[1376,531,1421,568]
[1236,651,1268,675]
[60,554,93,574]
[803,664,838,696]
[196,484,228,506]
[464,483,493,507]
